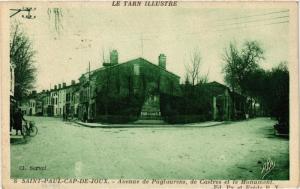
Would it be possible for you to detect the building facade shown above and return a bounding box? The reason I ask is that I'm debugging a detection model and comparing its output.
[21,81,80,118]
[199,81,247,121]
[77,51,181,122]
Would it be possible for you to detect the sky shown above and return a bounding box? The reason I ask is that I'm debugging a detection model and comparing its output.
[10,2,290,92]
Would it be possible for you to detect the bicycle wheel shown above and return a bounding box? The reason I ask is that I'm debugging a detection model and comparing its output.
[21,125,27,136]
[29,126,38,137]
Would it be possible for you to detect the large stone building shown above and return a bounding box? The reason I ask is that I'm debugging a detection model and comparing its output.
[77,50,181,122]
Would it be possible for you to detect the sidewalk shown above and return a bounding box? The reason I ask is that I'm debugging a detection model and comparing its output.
[10,134,26,144]
[74,120,226,128]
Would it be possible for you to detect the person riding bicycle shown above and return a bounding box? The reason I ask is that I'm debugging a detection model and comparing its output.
[13,108,26,135]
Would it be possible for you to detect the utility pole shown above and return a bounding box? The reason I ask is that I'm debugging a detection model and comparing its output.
[140,33,150,57]
[140,33,144,57]
[88,61,91,81]
[88,61,91,121]
[10,7,36,18]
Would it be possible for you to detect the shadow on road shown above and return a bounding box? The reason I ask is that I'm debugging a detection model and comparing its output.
[10,136,31,145]
[256,126,289,140]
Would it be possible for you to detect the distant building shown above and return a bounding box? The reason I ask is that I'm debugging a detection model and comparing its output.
[35,91,45,116]
[66,80,80,118]
[21,80,80,118]
[20,91,38,116]
[19,101,28,115]
[50,85,59,116]
[57,83,67,117]
[42,90,52,116]
[198,81,247,121]
[45,81,80,118]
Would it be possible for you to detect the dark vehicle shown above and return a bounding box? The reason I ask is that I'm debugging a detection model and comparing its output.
[274,122,289,136]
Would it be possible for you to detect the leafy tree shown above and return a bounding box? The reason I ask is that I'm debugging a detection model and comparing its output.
[222,43,242,92]
[240,41,264,93]
[10,23,36,101]
[222,41,264,117]
[242,68,267,116]
[265,62,289,123]
[231,61,289,123]
[223,41,264,94]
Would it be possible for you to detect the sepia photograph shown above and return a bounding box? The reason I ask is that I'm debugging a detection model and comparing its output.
[1,1,299,188]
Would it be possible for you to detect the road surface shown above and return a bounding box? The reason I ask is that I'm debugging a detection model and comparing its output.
[10,117,289,179]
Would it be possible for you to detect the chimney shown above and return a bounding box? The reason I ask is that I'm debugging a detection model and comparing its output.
[63,82,66,88]
[58,84,62,89]
[71,80,76,85]
[158,54,166,69]
[54,85,57,90]
[110,50,118,65]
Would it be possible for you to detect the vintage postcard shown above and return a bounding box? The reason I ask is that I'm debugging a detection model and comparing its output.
[0,1,299,189]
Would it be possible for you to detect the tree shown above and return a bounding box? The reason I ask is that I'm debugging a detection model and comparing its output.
[185,47,207,86]
[265,62,289,123]
[223,41,264,94]
[240,41,264,93]
[222,41,264,118]
[10,23,36,101]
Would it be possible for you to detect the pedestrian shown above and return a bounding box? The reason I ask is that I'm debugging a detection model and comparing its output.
[83,111,87,123]
[10,110,14,135]
[13,108,26,135]
[62,110,65,121]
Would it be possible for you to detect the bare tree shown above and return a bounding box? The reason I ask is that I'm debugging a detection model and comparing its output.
[47,8,63,34]
[10,23,36,101]
[185,47,207,86]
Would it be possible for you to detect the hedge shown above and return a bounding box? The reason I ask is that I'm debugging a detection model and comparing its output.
[163,114,211,124]
[94,115,138,124]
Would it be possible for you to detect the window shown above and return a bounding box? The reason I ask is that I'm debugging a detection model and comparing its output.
[134,64,140,75]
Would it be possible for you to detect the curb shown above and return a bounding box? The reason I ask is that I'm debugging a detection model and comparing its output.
[73,121,227,129]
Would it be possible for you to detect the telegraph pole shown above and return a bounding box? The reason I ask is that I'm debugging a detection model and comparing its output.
[140,33,150,57]
[10,7,36,18]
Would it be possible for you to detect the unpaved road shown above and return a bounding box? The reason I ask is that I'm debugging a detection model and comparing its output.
[10,117,288,179]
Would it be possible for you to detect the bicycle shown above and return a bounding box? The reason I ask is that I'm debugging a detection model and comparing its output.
[22,121,38,137]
